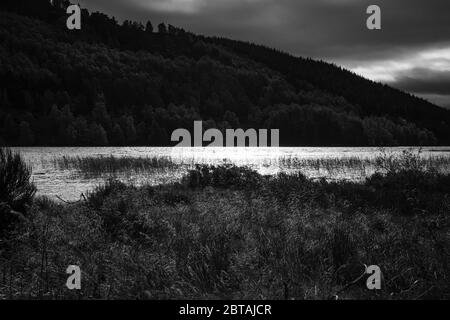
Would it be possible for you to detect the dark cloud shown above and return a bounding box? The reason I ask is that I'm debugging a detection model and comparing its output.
[416,94,450,109]
[77,0,450,108]
[388,68,450,109]
[78,0,450,60]
[392,68,450,95]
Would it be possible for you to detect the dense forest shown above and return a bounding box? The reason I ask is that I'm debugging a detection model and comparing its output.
[1,0,450,146]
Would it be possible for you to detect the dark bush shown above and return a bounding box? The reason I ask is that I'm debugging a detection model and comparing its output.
[0,147,36,236]
[184,164,261,189]
[87,178,128,209]
[366,169,449,214]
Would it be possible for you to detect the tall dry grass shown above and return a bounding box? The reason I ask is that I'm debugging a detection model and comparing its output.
[1,152,449,299]
[54,155,179,176]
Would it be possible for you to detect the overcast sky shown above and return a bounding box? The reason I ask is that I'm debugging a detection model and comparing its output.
[78,0,450,109]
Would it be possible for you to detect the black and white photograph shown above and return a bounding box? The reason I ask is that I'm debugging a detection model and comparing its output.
[0,0,449,304]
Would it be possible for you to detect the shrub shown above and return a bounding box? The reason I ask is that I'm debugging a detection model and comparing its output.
[374,149,426,175]
[183,164,261,189]
[0,147,36,210]
[87,178,128,209]
[0,147,36,236]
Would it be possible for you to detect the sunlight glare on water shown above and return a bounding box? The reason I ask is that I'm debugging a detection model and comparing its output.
[11,146,450,201]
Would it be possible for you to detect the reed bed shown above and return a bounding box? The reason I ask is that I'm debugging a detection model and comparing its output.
[280,153,450,176]
[54,155,180,176]
[280,156,373,173]
[52,151,450,183]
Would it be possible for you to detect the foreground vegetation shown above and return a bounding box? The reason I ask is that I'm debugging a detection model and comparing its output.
[1,148,449,299]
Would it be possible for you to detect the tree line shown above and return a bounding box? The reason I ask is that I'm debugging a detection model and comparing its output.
[0,0,448,146]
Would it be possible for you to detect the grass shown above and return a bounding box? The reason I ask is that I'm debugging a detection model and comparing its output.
[54,155,180,177]
[280,150,450,179]
[0,153,449,299]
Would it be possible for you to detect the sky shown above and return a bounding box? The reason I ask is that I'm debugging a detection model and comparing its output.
[78,0,450,109]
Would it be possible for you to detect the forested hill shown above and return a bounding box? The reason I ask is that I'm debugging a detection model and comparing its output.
[1,0,450,146]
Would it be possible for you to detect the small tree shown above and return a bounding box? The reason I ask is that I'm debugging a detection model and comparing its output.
[145,21,153,33]
[158,23,167,34]
[168,24,177,35]
[88,123,109,146]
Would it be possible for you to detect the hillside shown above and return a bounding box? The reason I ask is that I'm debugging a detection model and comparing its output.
[1,0,450,146]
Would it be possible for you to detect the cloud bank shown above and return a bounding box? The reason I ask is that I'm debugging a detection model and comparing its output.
[78,0,450,108]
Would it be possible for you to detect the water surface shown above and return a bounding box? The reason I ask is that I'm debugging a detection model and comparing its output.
[12,146,450,201]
